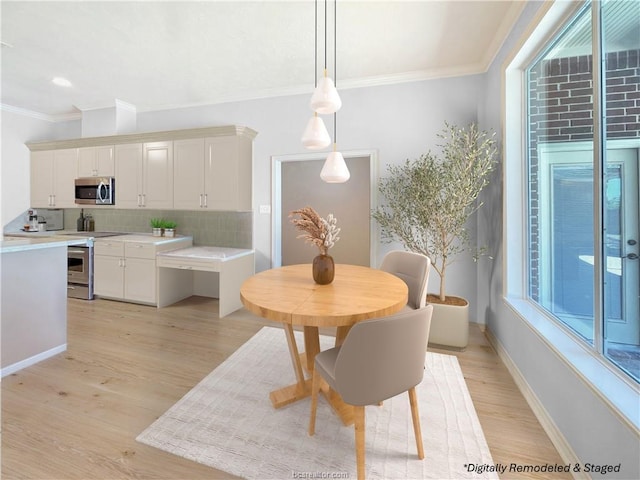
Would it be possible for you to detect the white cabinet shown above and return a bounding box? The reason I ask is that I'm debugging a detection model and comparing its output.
[94,240,125,299]
[143,141,174,209]
[94,236,192,305]
[94,240,155,304]
[173,136,252,211]
[28,126,256,212]
[114,143,143,209]
[78,146,114,177]
[173,138,205,209]
[115,142,173,209]
[30,149,77,208]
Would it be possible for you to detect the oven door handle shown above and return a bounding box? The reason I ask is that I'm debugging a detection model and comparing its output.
[68,249,88,255]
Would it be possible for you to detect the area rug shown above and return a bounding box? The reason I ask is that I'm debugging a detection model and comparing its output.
[137,326,497,479]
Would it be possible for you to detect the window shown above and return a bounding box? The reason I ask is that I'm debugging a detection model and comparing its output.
[525,1,639,382]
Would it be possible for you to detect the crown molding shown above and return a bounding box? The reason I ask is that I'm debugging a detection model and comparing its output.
[0,103,81,123]
[25,125,258,151]
[5,64,488,119]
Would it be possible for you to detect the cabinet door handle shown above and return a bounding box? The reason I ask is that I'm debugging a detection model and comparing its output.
[204,193,208,208]
[51,194,55,206]
[199,194,203,208]
[142,193,146,207]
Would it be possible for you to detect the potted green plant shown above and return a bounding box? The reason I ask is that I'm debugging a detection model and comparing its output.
[150,218,164,237]
[163,220,177,237]
[372,122,498,348]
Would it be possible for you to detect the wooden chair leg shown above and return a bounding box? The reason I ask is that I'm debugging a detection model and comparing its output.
[408,387,424,459]
[354,405,366,480]
[308,369,321,436]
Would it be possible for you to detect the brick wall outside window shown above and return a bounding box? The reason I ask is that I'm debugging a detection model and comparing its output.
[528,49,639,301]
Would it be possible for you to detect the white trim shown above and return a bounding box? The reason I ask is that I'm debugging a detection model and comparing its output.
[503,298,640,434]
[0,344,67,378]
[4,65,492,120]
[485,327,590,480]
[0,103,81,123]
[270,149,378,268]
[500,0,640,444]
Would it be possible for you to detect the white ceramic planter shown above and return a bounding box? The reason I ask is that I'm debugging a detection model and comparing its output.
[427,296,469,349]
[152,228,163,237]
[164,228,175,237]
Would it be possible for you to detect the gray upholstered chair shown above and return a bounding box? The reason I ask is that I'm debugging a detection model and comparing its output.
[308,305,434,480]
[380,250,430,310]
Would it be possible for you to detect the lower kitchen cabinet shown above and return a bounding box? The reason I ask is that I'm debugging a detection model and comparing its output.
[94,254,125,299]
[94,235,192,305]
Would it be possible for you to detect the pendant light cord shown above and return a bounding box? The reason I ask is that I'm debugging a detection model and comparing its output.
[314,0,317,88]
[324,0,328,72]
[333,0,337,143]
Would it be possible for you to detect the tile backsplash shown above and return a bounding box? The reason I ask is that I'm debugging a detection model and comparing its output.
[64,209,252,248]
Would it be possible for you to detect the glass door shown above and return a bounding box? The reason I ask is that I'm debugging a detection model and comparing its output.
[603,148,639,346]
[540,143,639,357]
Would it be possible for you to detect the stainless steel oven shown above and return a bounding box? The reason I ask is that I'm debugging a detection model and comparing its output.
[67,246,94,300]
[64,232,125,300]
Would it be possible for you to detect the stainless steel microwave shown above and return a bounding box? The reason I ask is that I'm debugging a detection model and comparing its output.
[75,177,115,205]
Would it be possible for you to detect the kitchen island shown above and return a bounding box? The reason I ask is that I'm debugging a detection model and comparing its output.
[0,236,86,376]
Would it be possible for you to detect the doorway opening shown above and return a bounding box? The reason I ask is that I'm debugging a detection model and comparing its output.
[271,150,378,268]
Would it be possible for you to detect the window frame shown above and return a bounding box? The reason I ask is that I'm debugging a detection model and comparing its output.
[502,0,639,431]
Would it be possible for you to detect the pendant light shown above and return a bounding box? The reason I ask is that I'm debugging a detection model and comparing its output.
[320,0,349,183]
[302,0,331,150]
[310,0,341,115]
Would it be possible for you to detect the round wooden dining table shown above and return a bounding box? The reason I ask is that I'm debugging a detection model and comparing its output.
[240,263,408,424]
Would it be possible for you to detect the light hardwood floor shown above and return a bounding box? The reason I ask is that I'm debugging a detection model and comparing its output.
[1,296,571,479]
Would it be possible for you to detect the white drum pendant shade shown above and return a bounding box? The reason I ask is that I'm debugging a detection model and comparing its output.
[301,114,331,150]
[310,75,342,114]
[320,149,350,183]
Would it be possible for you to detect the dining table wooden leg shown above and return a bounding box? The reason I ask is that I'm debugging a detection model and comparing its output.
[335,325,352,346]
[303,326,320,371]
[269,323,312,408]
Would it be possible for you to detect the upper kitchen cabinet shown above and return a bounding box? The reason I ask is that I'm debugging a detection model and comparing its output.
[115,142,173,209]
[27,125,257,211]
[174,135,253,211]
[114,143,143,208]
[78,145,115,177]
[30,149,77,208]
[173,138,205,209]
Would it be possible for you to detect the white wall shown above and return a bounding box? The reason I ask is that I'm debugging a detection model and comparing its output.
[0,109,80,227]
[478,2,640,477]
[2,77,483,319]
[136,76,483,317]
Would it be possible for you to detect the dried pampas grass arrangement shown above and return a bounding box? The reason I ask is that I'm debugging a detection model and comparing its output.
[289,206,340,256]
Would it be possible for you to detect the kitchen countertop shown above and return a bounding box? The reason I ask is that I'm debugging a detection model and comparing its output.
[1,231,191,253]
[0,235,87,253]
[101,234,192,245]
[157,246,254,261]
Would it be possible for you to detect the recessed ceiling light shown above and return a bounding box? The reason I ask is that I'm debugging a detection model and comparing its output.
[52,77,72,87]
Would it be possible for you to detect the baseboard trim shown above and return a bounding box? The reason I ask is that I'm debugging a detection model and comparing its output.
[1,344,67,378]
[484,329,589,480]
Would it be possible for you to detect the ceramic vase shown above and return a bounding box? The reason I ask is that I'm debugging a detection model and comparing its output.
[312,254,335,285]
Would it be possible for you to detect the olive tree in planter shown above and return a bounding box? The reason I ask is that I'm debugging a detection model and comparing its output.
[372,122,497,348]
